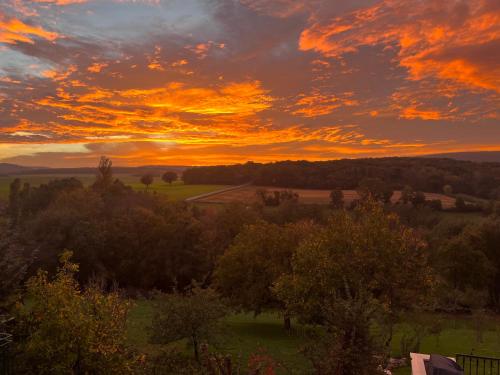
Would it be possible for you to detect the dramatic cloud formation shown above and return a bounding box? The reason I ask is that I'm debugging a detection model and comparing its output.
[0,0,498,166]
[0,15,58,44]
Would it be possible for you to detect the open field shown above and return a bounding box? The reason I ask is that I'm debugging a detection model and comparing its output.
[0,174,228,201]
[191,185,457,209]
[127,300,500,374]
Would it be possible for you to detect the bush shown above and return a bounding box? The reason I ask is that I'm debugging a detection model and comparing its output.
[13,251,138,374]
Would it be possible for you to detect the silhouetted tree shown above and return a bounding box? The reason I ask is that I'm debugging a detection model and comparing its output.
[162,171,177,185]
[93,156,113,191]
[329,188,344,209]
[140,174,154,190]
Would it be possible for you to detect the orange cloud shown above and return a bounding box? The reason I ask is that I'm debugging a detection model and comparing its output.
[31,0,88,4]
[401,107,448,121]
[0,15,58,44]
[87,62,108,73]
[299,0,500,93]
[187,41,225,59]
[6,79,274,145]
[291,90,358,117]
[118,81,272,115]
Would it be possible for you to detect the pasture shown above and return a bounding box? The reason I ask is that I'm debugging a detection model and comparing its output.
[191,185,457,209]
[127,300,500,374]
[0,174,228,201]
[0,175,458,208]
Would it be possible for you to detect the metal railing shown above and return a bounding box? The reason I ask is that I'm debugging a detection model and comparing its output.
[456,354,500,375]
[0,332,12,375]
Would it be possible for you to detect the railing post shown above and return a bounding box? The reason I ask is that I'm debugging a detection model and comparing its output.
[456,354,500,375]
[0,333,12,375]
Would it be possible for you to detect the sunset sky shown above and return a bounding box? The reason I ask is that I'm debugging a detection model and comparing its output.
[0,0,499,166]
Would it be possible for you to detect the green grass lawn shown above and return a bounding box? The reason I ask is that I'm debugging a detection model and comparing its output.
[127,300,500,374]
[0,174,227,201]
[124,180,228,201]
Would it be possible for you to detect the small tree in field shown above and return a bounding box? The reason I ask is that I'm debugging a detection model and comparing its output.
[329,188,344,209]
[274,200,432,356]
[162,171,177,185]
[357,177,393,203]
[140,174,154,190]
[302,286,384,375]
[400,185,414,204]
[215,221,314,331]
[13,251,136,374]
[150,286,228,362]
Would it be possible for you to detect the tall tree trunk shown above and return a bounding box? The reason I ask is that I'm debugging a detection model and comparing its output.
[192,335,199,362]
[284,315,291,331]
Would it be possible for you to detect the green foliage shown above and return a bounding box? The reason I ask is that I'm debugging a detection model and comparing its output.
[436,216,500,309]
[13,251,138,375]
[215,221,314,327]
[302,287,385,375]
[438,230,493,291]
[150,286,228,361]
[9,169,209,291]
[475,217,500,308]
[274,201,432,325]
[198,202,260,263]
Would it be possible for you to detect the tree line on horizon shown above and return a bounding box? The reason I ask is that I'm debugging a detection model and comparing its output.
[182,158,500,200]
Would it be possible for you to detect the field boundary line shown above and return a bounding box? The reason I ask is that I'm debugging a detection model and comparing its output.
[184,183,252,202]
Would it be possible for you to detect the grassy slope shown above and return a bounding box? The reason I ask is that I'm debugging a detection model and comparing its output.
[127,300,500,374]
[0,174,228,201]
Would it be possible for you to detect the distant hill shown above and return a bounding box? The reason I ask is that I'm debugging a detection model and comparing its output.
[0,164,188,176]
[424,151,500,163]
[0,163,43,175]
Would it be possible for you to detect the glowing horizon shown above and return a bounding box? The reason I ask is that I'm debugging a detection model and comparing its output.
[0,0,499,167]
